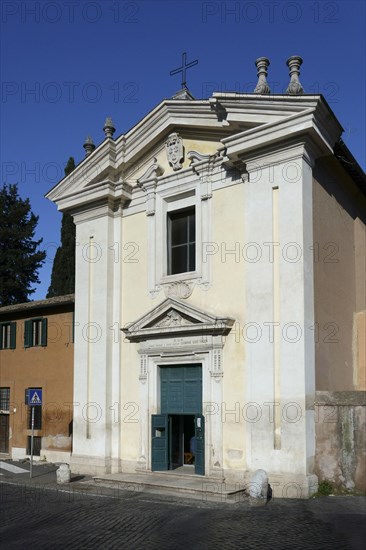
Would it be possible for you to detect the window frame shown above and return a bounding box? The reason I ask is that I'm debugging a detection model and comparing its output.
[167,206,196,276]
[27,406,42,430]
[0,322,16,350]
[159,190,201,284]
[24,318,48,348]
[27,435,41,456]
[0,388,10,411]
[145,169,212,297]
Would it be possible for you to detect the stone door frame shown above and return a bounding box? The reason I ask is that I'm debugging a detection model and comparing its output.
[137,344,225,479]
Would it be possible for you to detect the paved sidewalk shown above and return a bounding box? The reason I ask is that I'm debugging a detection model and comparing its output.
[1,460,365,549]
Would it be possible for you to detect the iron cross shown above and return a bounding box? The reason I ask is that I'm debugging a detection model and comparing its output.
[170,52,198,89]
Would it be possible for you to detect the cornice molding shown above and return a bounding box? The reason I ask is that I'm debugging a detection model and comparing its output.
[137,157,164,185]
[242,140,319,172]
[56,180,132,215]
[122,298,235,342]
[46,139,117,202]
[221,103,342,167]
[46,94,347,211]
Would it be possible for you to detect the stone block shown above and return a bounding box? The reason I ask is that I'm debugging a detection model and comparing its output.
[249,469,269,506]
[56,463,71,484]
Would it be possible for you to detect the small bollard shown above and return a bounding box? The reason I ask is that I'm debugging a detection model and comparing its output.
[56,463,71,484]
[249,469,269,506]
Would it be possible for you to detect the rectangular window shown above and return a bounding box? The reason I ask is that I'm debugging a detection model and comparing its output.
[32,320,42,346]
[167,207,196,275]
[27,436,41,456]
[0,388,10,411]
[24,318,47,348]
[0,322,16,350]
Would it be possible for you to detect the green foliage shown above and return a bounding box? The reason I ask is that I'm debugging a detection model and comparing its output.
[64,157,76,177]
[47,157,76,298]
[313,480,365,498]
[0,183,46,306]
[316,480,334,496]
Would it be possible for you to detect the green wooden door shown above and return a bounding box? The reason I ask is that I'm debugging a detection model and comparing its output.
[156,366,204,474]
[160,365,202,414]
[194,414,205,475]
[151,414,169,471]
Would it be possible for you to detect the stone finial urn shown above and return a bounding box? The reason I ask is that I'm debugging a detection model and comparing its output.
[286,56,304,95]
[83,136,95,157]
[254,57,271,94]
[103,117,116,139]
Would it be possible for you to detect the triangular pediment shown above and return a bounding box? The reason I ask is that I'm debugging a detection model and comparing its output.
[46,93,341,214]
[122,298,235,341]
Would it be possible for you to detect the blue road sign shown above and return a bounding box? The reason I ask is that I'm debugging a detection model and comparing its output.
[28,389,42,406]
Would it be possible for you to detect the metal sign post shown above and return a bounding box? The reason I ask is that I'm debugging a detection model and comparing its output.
[30,406,35,479]
[27,388,42,479]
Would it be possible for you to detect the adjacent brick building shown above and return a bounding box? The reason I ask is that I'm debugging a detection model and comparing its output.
[0,294,74,462]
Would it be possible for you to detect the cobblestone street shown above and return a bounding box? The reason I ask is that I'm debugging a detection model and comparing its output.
[1,481,365,550]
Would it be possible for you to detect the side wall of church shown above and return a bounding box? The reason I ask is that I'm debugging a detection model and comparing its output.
[312,157,366,391]
[312,156,366,492]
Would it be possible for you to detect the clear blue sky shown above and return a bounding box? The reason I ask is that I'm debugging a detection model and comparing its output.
[1,0,365,300]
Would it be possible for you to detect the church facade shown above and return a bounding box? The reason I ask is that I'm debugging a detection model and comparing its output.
[46,61,366,497]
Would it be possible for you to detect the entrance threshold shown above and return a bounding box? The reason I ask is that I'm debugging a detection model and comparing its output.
[166,465,195,476]
[93,471,246,503]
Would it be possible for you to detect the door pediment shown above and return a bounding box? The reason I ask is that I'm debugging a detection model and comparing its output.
[122,298,234,342]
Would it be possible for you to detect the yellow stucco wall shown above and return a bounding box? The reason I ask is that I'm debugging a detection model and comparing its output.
[118,178,248,467]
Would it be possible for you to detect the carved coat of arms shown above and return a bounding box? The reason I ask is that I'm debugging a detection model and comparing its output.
[156,310,191,328]
[165,132,184,171]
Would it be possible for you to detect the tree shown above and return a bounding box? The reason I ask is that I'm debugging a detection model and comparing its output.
[47,157,76,297]
[0,183,46,306]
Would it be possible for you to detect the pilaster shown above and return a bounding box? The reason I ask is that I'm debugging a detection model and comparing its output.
[242,143,316,485]
[70,194,128,475]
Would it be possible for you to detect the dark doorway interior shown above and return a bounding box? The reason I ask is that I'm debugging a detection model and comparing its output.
[170,414,195,469]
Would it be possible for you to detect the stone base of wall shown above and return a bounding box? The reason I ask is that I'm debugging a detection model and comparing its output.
[11,447,43,461]
[125,460,317,499]
[69,454,112,476]
[42,434,71,452]
[224,469,318,499]
[70,456,319,498]
[43,450,71,463]
[315,391,366,492]
[11,447,27,460]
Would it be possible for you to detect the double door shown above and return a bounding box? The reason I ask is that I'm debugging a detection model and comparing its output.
[151,365,204,475]
[151,413,205,475]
